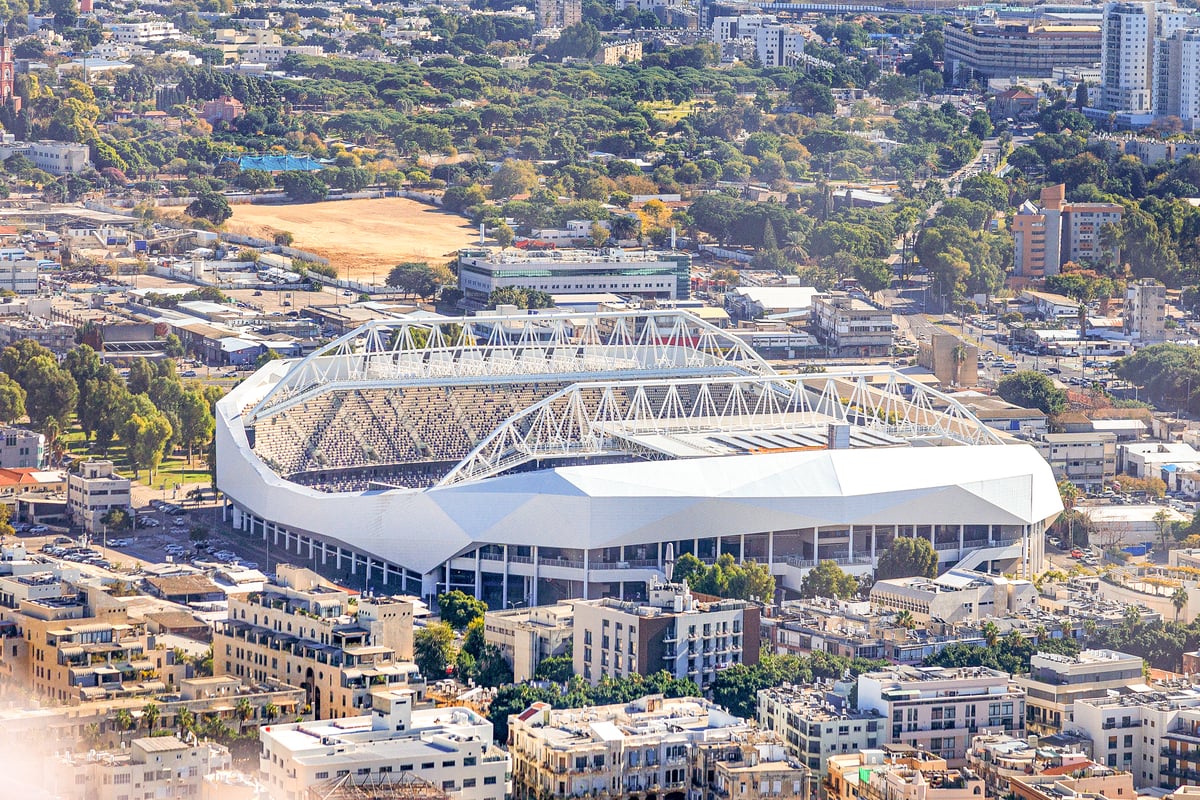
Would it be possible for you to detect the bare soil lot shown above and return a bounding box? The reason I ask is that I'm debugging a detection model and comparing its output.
[227,198,477,279]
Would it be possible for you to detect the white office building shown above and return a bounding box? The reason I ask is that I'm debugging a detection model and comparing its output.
[66,460,131,534]
[259,690,509,800]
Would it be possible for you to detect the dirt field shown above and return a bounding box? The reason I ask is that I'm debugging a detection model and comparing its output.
[227,198,478,279]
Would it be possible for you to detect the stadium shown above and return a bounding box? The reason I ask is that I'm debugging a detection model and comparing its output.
[215,309,1062,607]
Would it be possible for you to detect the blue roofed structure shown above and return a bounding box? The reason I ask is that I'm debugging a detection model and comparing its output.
[234,154,324,172]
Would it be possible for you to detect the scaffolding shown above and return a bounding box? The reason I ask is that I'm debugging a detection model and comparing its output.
[306,773,451,800]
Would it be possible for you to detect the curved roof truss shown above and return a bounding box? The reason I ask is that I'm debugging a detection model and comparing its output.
[247,310,773,425]
[437,368,1004,486]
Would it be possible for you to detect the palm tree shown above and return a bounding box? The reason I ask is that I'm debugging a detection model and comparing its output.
[263,702,280,725]
[1173,587,1190,622]
[84,722,102,748]
[1154,509,1174,554]
[235,698,255,734]
[177,707,196,739]
[142,702,160,735]
[951,342,968,386]
[895,610,916,629]
[982,621,1000,648]
[114,708,134,743]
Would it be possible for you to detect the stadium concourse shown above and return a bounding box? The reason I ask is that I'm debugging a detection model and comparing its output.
[215,309,1062,608]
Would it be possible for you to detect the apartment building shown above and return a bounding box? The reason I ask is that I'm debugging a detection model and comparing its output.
[966,732,1098,797]
[47,736,231,800]
[1125,278,1167,343]
[1034,432,1118,492]
[457,248,691,303]
[534,0,582,29]
[1101,3,1158,113]
[0,426,42,468]
[1071,686,1200,788]
[482,602,573,683]
[757,683,884,774]
[107,19,180,43]
[0,675,303,753]
[944,19,1101,83]
[1010,769,1137,800]
[1063,202,1124,265]
[857,666,1026,766]
[869,569,1038,625]
[27,141,91,175]
[0,260,39,295]
[67,460,131,535]
[810,293,894,357]
[826,747,983,800]
[571,576,760,688]
[214,565,420,719]
[260,689,509,800]
[14,595,187,703]
[0,315,75,349]
[509,694,807,800]
[1016,650,1145,735]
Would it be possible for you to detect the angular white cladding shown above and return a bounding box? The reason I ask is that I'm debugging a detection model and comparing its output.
[218,364,1061,577]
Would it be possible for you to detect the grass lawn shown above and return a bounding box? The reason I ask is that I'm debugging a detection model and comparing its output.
[63,426,211,491]
[643,100,699,123]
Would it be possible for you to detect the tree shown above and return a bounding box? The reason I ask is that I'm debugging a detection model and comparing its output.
[177,390,215,464]
[278,171,328,203]
[894,610,917,629]
[414,621,456,679]
[493,222,515,249]
[799,560,859,599]
[544,22,602,60]
[19,356,78,431]
[437,590,487,631]
[114,708,135,741]
[119,396,174,479]
[127,357,154,395]
[235,697,255,733]
[1173,586,1190,623]
[489,159,538,200]
[534,653,574,682]
[386,262,442,299]
[187,190,232,225]
[876,536,939,580]
[100,507,132,534]
[162,333,185,358]
[998,371,1068,415]
[0,373,26,423]
[142,702,160,733]
[255,350,282,368]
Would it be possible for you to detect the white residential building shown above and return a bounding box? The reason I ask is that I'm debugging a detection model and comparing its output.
[1125,278,1167,342]
[27,141,91,175]
[47,737,231,800]
[483,602,574,683]
[107,19,180,43]
[259,689,509,800]
[0,426,44,468]
[757,684,884,774]
[755,23,811,68]
[1071,686,1200,788]
[1015,649,1145,735]
[66,460,130,535]
[857,665,1026,766]
[869,568,1038,624]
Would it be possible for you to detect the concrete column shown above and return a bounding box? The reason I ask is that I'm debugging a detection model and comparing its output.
[321,542,328,566]
[739,534,745,561]
[474,550,482,598]
[848,527,854,560]
[336,546,342,570]
[870,526,876,564]
[502,546,510,608]
[583,549,590,600]
[349,551,357,576]
[530,546,539,606]
[959,524,965,554]
[767,531,774,569]
[444,561,451,595]
[812,527,819,565]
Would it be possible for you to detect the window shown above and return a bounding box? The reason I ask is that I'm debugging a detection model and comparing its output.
[485,776,498,785]
[464,779,477,788]
[315,772,329,780]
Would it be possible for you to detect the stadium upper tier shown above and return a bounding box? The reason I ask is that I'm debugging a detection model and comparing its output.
[216,310,1060,603]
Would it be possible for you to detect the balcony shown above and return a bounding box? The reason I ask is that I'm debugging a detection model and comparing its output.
[1162,746,1200,762]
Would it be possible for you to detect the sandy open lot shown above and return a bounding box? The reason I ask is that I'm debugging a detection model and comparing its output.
[227,198,478,279]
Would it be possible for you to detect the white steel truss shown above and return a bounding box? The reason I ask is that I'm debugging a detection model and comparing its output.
[436,369,1003,486]
[246,310,773,425]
